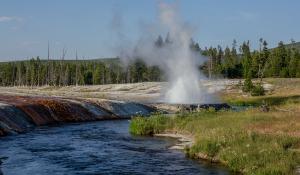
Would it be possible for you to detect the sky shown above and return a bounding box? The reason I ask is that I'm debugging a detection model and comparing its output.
[0,0,299,61]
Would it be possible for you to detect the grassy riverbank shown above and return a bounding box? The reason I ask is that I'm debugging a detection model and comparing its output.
[130,79,300,175]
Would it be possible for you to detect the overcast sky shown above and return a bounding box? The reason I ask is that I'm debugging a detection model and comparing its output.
[0,0,299,61]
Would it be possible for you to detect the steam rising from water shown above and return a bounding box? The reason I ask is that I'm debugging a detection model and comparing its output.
[117,2,216,104]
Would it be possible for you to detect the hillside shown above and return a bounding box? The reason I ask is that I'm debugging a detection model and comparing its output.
[283,41,300,51]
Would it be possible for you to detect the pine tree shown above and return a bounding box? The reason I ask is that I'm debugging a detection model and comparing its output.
[289,49,300,77]
[93,64,101,85]
[241,41,254,92]
[165,32,172,44]
[223,47,232,77]
[241,41,252,79]
[270,41,288,77]
[155,35,164,47]
[65,65,71,86]
[258,40,269,80]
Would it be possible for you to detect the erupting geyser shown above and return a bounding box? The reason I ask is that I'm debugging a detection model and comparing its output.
[118,2,217,104]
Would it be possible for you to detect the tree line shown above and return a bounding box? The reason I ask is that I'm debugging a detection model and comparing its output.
[201,39,300,79]
[0,36,299,87]
[0,58,162,86]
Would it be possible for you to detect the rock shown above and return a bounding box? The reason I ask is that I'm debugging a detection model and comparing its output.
[260,104,270,112]
[178,103,231,112]
[0,95,157,137]
[296,167,300,175]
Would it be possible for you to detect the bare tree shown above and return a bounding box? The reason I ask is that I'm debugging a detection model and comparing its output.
[75,50,78,86]
[208,55,212,79]
[11,59,15,86]
[17,60,22,86]
[59,47,67,86]
[46,41,50,85]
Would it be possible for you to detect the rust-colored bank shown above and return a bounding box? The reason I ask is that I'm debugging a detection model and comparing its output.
[0,95,156,137]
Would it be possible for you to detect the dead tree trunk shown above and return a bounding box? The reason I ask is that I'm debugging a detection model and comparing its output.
[59,47,67,86]
[75,50,78,86]
[47,41,50,86]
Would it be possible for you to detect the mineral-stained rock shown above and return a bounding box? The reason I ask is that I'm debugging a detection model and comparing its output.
[0,95,156,137]
[92,100,156,118]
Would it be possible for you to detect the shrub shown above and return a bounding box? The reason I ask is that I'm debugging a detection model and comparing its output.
[243,78,254,92]
[251,84,265,96]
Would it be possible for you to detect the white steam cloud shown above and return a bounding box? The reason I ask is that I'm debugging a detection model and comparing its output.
[116,2,217,104]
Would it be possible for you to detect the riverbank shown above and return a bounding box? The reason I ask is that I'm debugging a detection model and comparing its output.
[1,78,299,173]
[130,110,300,174]
[0,95,156,136]
[130,78,300,174]
[0,79,250,136]
[155,133,194,150]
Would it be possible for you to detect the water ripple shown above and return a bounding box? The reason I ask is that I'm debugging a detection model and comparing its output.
[0,120,229,175]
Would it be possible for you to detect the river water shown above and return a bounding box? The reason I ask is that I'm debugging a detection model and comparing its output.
[0,120,229,175]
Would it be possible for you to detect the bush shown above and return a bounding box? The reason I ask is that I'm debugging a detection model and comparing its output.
[251,84,265,96]
[280,68,289,78]
[242,78,254,92]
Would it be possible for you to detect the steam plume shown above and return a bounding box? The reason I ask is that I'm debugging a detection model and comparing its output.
[117,2,217,104]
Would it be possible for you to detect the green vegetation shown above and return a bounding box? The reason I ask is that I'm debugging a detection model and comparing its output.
[0,57,161,86]
[130,110,300,174]
[282,41,300,52]
[242,78,254,93]
[250,83,265,96]
[202,39,300,79]
[129,114,169,135]
[223,79,300,106]
[0,38,299,87]
[130,79,300,174]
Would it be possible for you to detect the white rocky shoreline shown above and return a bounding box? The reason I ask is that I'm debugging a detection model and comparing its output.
[155,133,194,150]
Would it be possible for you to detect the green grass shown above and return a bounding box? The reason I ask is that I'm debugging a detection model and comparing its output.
[130,110,300,175]
[129,78,300,174]
[223,78,300,107]
[189,130,299,174]
[129,114,170,135]
[226,95,300,107]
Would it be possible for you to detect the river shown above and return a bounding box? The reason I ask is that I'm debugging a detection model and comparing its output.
[0,120,229,175]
